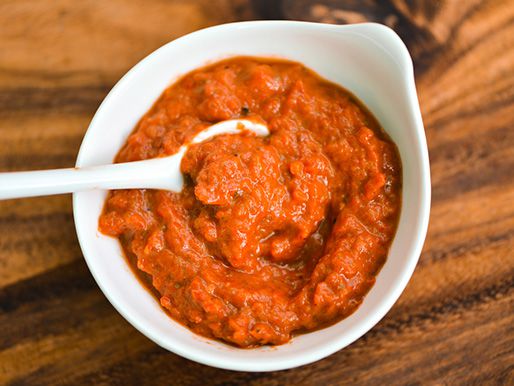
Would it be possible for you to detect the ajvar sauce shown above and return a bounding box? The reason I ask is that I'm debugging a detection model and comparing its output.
[99,57,402,347]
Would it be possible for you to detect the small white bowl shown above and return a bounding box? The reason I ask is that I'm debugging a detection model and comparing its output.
[73,21,430,371]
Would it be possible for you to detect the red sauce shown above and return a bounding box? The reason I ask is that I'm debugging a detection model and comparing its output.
[99,57,402,347]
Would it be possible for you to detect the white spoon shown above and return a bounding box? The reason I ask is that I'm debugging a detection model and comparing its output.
[0,119,269,200]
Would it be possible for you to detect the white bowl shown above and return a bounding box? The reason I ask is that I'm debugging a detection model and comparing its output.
[73,21,430,371]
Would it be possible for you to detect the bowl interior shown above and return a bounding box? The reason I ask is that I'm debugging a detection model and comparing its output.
[73,21,430,371]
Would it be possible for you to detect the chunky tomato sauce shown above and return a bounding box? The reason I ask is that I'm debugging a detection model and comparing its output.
[99,57,401,347]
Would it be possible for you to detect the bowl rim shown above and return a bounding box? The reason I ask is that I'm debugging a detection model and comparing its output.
[73,20,431,371]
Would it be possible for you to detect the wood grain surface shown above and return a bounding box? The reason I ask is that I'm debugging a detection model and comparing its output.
[0,0,513,384]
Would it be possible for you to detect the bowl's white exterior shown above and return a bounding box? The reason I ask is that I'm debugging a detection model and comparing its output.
[73,21,430,372]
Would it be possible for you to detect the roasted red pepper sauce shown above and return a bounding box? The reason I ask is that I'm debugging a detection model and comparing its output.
[99,57,402,347]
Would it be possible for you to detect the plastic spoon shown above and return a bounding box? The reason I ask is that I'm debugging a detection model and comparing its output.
[0,119,269,200]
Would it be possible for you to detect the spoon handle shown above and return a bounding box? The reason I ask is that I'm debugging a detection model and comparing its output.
[0,151,184,200]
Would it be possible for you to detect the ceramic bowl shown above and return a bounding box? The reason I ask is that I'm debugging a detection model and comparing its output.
[73,21,431,371]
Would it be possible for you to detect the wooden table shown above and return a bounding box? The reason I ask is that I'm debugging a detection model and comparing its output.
[1,1,512,384]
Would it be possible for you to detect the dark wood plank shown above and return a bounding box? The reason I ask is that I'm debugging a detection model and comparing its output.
[1,0,513,385]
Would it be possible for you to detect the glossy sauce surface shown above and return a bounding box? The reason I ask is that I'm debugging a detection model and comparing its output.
[99,57,402,347]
